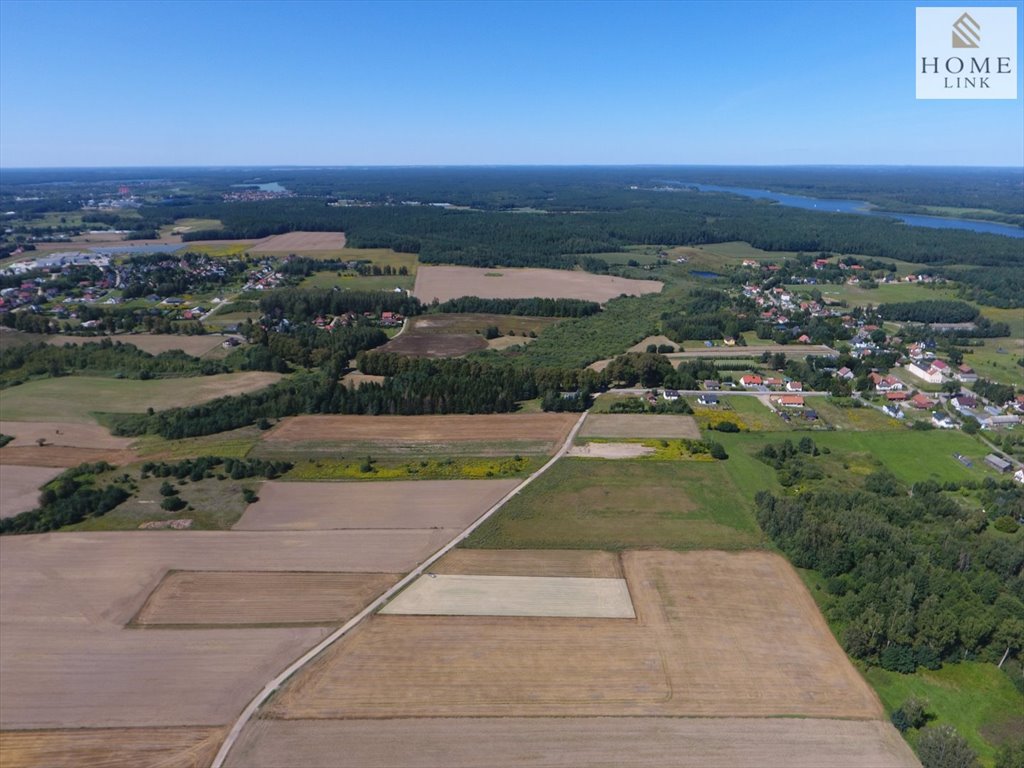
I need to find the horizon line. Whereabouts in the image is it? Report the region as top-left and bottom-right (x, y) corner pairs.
(3, 163), (1024, 172)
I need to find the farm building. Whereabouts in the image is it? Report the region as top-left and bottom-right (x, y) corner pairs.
(662, 389), (681, 401)
(697, 394), (719, 406)
(910, 393), (934, 410)
(775, 395), (805, 408)
(931, 413), (957, 429)
(985, 454), (1012, 473)
(739, 375), (763, 388)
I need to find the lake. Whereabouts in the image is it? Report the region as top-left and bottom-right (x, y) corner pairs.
(671, 182), (1023, 239)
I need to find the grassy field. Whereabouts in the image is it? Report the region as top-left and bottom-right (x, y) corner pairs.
(301, 271), (415, 291)
(178, 241), (254, 257)
(284, 454), (542, 481)
(134, 426), (262, 460)
(865, 662), (1023, 767)
(0, 372), (281, 422)
(161, 217), (222, 237)
(464, 457), (768, 551)
(789, 281), (962, 308)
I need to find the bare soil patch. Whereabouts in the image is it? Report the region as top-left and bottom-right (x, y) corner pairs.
(133, 571), (399, 627)
(340, 371), (386, 389)
(0, 465), (64, 518)
(0, 446), (134, 468)
(432, 549), (622, 578)
(413, 266), (663, 304)
(229, 718), (918, 768)
(0, 726), (224, 768)
(267, 550), (881, 720)
(580, 414), (701, 439)
(263, 414), (576, 455)
(234, 479), (519, 531)
(379, 332), (486, 358)
(567, 442), (655, 458)
(0, 529), (448, 729)
(380, 574), (635, 618)
(250, 232), (347, 252)
(0, 421), (133, 450)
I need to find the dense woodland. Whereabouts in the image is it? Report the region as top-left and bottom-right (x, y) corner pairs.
(755, 440), (1024, 674)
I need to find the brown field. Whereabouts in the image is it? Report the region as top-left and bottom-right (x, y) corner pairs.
(379, 314), (560, 358)
(234, 479), (519, 531)
(432, 548), (622, 578)
(228, 718), (919, 768)
(132, 571), (399, 627)
(267, 550), (882, 720)
(250, 231), (347, 252)
(44, 333), (235, 358)
(413, 266), (663, 304)
(579, 413), (701, 439)
(340, 371), (386, 389)
(0, 465), (64, 518)
(0, 421), (133, 450)
(0, 726), (224, 768)
(0, 446), (134, 468)
(0, 529), (449, 729)
(262, 413), (577, 456)
(378, 331), (486, 357)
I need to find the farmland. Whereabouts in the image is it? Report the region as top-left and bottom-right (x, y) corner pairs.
(259, 413), (577, 457)
(579, 413), (701, 439)
(226, 717), (918, 768)
(266, 550), (881, 719)
(378, 313), (561, 358)
(0, 465), (63, 518)
(0, 420), (134, 450)
(465, 458), (766, 551)
(132, 571), (399, 627)
(45, 333), (236, 358)
(249, 231), (347, 252)
(413, 265), (663, 303)
(0, 726), (225, 768)
(0, 529), (448, 730)
(0, 372), (282, 423)
(233, 478), (519, 530)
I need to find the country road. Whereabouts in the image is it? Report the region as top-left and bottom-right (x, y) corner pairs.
(210, 409), (591, 768)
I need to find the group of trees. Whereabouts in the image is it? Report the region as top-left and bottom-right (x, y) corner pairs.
(433, 296), (601, 317)
(0, 462), (129, 535)
(754, 463), (1024, 674)
(878, 300), (980, 325)
(140, 456), (293, 481)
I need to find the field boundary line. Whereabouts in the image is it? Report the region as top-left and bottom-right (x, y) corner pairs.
(209, 409), (590, 768)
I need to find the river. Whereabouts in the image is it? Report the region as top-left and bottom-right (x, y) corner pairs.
(669, 182), (1023, 239)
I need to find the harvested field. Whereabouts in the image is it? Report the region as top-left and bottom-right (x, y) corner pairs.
(432, 548), (622, 578)
(0, 529), (449, 729)
(667, 344), (836, 359)
(378, 314), (558, 358)
(380, 575), (635, 618)
(0, 445), (134, 468)
(45, 333), (235, 358)
(133, 571), (399, 627)
(579, 413), (700, 439)
(228, 718), (919, 768)
(250, 231), (347, 252)
(413, 266), (663, 304)
(234, 479), (519, 531)
(0, 421), (133, 450)
(266, 550), (882, 720)
(567, 442), (654, 458)
(0, 373), (282, 423)
(0, 465), (63, 518)
(261, 413), (576, 457)
(0, 726), (224, 768)
(378, 331), (486, 357)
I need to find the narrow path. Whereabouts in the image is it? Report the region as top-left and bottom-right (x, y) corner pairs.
(209, 409), (590, 768)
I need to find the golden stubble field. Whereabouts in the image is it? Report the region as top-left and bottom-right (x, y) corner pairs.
(265, 549), (883, 720)
(249, 231), (347, 252)
(413, 265), (663, 304)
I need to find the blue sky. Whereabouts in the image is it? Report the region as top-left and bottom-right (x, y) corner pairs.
(1, 0), (1022, 167)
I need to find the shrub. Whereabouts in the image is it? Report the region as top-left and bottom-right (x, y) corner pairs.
(158, 481), (178, 497)
(241, 488), (258, 504)
(994, 516), (1020, 534)
(160, 496), (186, 512)
(916, 725), (979, 768)
(714, 421), (740, 433)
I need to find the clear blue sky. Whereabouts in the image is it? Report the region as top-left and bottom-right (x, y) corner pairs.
(1, 0), (1022, 167)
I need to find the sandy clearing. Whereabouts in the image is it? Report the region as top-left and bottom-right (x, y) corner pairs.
(249, 232), (347, 252)
(228, 718), (919, 768)
(234, 479), (519, 531)
(413, 266), (663, 304)
(432, 549), (622, 578)
(264, 413), (577, 449)
(0, 726), (224, 768)
(381, 574), (635, 618)
(133, 571), (400, 627)
(0, 465), (64, 518)
(567, 442), (655, 458)
(340, 371), (386, 389)
(45, 334), (234, 358)
(0, 529), (449, 729)
(0, 421), (133, 450)
(579, 413), (701, 439)
(268, 549), (881, 720)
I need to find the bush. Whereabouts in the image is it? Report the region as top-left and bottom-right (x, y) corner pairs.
(916, 725), (979, 768)
(995, 739), (1024, 768)
(158, 481), (178, 497)
(890, 708), (910, 733)
(994, 516), (1020, 534)
(241, 488), (258, 504)
(708, 442), (728, 460)
(714, 421), (740, 433)
(160, 496), (186, 512)
(880, 644), (917, 673)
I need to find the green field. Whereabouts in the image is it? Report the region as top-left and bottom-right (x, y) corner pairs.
(788, 280), (962, 308)
(0, 372), (281, 423)
(161, 217), (223, 237)
(284, 454), (541, 481)
(134, 426), (262, 460)
(865, 662), (1023, 767)
(300, 271), (415, 291)
(464, 457), (769, 551)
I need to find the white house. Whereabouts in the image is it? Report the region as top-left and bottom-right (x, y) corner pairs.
(931, 412), (957, 429)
